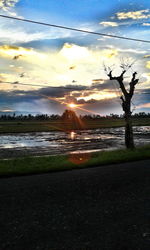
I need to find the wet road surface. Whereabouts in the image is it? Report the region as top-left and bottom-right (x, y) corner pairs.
(0, 160), (150, 250)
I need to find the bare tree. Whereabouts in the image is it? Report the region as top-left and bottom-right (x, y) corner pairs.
(106, 64), (139, 149)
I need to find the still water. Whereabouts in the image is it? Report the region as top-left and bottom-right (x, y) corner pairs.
(0, 126), (150, 158)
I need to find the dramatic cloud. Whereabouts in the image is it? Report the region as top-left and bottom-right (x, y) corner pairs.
(0, 41), (147, 108)
(0, 82), (149, 115)
(0, 1), (150, 115)
(116, 9), (150, 20)
(117, 48), (146, 55)
(0, 73), (6, 82)
(146, 61), (150, 69)
(0, 45), (35, 58)
(0, 87), (122, 115)
(0, 0), (19, 11)
(60, 43), (90, 61)
(0, 0), (20, 17)
(0, 79), (119, 104)
(31, 80), (120, 103)
(0, 107), (14, 112)
(0, 26), (71, 44)
(133, 88), (150, 112)
(99, 21), (119, 27)
(79, 97), (122, 115)
(144, 55), (150, 58)
(137, 103), (150, 108)
(142, 23), (150, 26)
(0, 43), (123, 93)
(76, 89), (117, 102)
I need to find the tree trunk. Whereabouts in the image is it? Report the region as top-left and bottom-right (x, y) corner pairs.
(125, 113), (134, 149)
(107, 69), (139, 149)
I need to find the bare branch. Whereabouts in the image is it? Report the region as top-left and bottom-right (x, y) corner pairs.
(121, 70), (126, 76)
(107, 70), (114, 80)
(107, 70), (128, 97)
(103, 62), (108, 73)
(131, 72), (137, 82)
(129, 72), (139, 97)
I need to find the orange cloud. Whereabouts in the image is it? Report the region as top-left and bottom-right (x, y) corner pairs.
(137, 103), (150, 108)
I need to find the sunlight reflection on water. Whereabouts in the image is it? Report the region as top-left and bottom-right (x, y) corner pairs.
(70, 131), (76, 140)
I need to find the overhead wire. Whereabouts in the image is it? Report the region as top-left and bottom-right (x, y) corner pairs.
(1, 80), (148, 94)
(0, 81), (83, 90)
(0, 14), (150, 43)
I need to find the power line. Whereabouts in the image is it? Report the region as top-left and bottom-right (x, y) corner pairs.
(0, 14), (150, 43)
(1, 81), (149, 94)
(0, 81), (85, 90)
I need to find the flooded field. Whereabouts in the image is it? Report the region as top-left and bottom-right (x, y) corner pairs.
(0, 126), (150, 159)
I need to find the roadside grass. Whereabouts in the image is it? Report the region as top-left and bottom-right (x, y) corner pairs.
(0, 145), (150, 177)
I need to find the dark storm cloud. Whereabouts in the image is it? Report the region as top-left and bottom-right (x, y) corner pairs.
(89, 78), (131, 92)
(78, 97), (122, 116)
(133, 88), (150, 106)
(0, 79), (121, 111)
(0, 84), (87, 106)
(34, 84), (87, 98)
(1, 81), (149, 115)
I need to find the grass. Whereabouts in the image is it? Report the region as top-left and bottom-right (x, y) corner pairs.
(0, 145), (150, 177)
(0, 118), (150, 133)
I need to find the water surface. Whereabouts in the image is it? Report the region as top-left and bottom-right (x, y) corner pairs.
(0, 126), (150, 158)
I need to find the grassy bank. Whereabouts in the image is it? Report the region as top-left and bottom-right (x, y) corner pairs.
(0, 145), (150, 177)
(0, 118), (150, 133)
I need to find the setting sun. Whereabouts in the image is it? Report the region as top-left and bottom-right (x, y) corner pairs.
(68, 103), (77, 108)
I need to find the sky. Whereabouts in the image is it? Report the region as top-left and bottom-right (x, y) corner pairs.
(0, 0), (150, 116)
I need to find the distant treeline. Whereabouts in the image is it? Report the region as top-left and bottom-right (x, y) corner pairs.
(0, 111), (150, 121)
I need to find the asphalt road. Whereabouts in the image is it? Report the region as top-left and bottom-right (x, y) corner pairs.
(0, 160), (150, 250)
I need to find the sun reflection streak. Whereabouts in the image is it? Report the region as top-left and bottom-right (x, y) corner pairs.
(75, 106), (101, 115)
(70, 131), (76, 140)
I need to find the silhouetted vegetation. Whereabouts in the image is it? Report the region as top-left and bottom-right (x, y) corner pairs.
(0, 113), (61, 121)
(0, 111), (150, 121)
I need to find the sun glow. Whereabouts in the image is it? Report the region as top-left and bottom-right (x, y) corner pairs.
(68, 103), (77, 108)
(60, 43), (90, 61)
